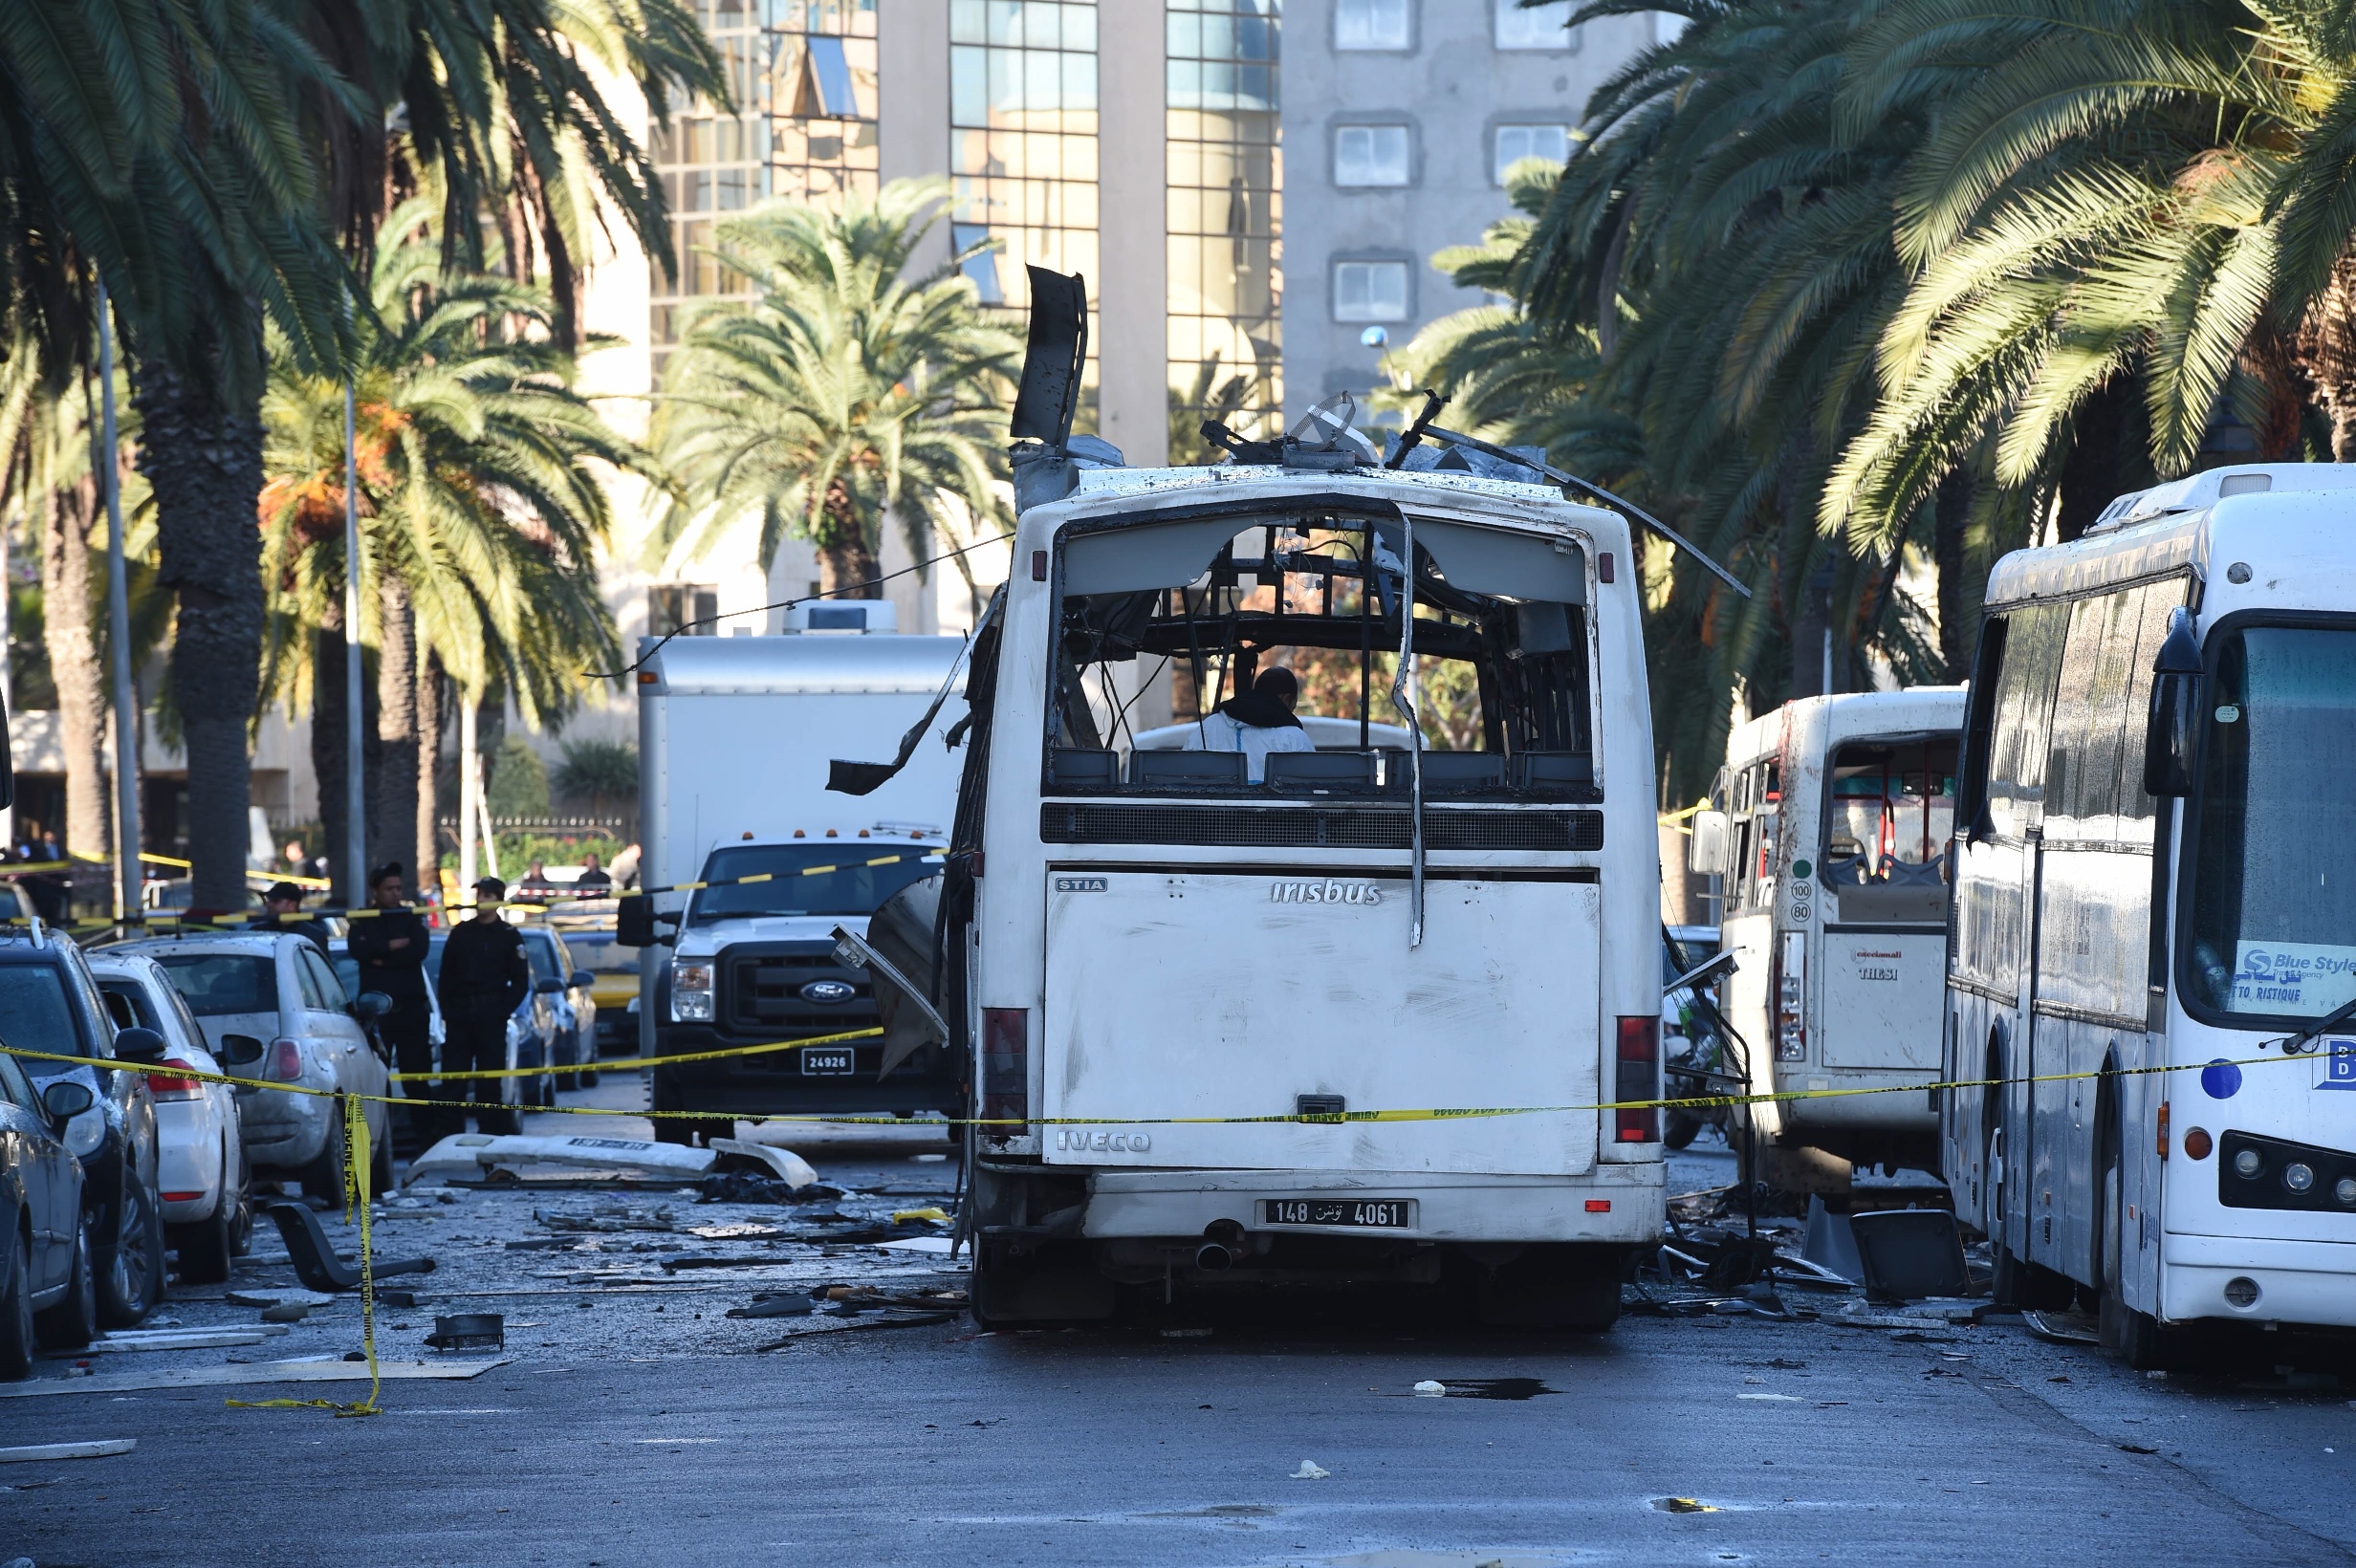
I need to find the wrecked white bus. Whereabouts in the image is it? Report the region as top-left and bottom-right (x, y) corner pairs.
(1694, 688), (1966, 1189)
(925, 417), (1679, 1327)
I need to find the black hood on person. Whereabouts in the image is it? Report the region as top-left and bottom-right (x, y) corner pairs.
(1215, 668), (1302, 731)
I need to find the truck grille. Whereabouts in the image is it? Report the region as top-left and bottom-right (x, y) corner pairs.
(720, 946), (877, 1034)
(1037, 803), (1603, 853)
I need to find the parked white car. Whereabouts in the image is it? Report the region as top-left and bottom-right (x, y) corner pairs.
(121, 934), (393, 1199)
(88, 952), (252, 1284)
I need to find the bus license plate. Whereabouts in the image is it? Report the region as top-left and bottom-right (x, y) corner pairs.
(800, 1048), (855, 1076)
(1261, 1199), (1411, 1229)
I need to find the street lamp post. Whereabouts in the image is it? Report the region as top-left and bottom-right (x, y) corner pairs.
(97, 284), (142, 921)
(343, 384), (365, 904)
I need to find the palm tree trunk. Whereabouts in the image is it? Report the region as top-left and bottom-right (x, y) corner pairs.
(313, 599), (354, 905)
(41, 470), (111, 860)
(2299, 250), (2356, 462)
(1931, 469), (1974, 684)
(134, 333), (264, 911)
(415, 650), (444, 897)
(372, 576), (418, 885)
(816, 481), (880, 597)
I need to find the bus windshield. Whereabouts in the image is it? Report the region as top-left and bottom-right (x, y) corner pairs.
(1822, 737), (1956, 924)
(2188, 625), (2356, 1018)
(687, 844), (944, 925)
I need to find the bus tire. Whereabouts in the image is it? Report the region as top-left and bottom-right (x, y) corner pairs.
(971, 1239), (1113, 1328)
(2098, 1122), (2184, 1371)
(1663, 1108), (1702, 1151)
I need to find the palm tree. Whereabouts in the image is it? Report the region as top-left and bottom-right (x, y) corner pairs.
(654, 179), (1022, 597)
(259, 203), (642, 884)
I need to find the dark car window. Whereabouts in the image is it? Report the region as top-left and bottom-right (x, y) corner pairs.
(522, 932), (560, 983)
(152, 953), (282, 1017)
(100, 985), (142, 1031)
(0, 1049), (34, 1109)
(302, 947), (351, 1010)
(0, 963), (93, 1078)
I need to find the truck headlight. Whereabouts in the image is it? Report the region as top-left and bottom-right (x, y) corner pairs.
(672, 962), (714, 1022)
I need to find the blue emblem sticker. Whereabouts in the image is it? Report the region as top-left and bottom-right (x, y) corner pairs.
(2322, 1039), (2356, 1092)
(2200, 1059), (2242, 1100)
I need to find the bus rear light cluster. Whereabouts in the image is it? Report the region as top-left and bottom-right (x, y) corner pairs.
(1615, 1015), (1658, 1143)
(1773, 931), (1806, 1062)
(980, 1008), (1030, 1137)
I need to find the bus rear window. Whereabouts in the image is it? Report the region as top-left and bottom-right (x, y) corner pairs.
(1822, 738), (1957, 925)
(1046, 510), (1595, 800)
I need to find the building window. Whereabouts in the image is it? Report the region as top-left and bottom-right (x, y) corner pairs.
(1333, 124), (1409, 186)
(1167, 0), (1283, 457)
(1494, 122), (1569, 182)
(1335, 0), (1408, 50)
(649, 0), (881, 378)
(950, 0), (1102, 363)
(1494, 0), (1575, 50)
(649, 584), (720, 638)
(1333, 260), (1408, 322)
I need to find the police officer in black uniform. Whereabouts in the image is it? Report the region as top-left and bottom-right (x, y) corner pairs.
(437, 877), (530, 1137)
(254, 882), (333, 955)
(346, 863), (434, 1143)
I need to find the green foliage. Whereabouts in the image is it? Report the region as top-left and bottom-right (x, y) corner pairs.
(257, 202), (639, 724)
(552, 736), (639, 802)
(653, 178), (1022, 595)
(486, 734), (550, 819)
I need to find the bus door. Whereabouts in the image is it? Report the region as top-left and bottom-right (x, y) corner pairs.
(1818, 734), (1957, 1071)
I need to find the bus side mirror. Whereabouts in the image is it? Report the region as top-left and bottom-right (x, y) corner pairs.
(2143, 608), (2202, 797)
(1689, 810), (1730, 876)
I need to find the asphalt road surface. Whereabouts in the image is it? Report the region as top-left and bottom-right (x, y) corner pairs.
(3, 1097), (2350, 1567)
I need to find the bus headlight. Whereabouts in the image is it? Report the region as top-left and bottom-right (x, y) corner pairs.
(2282, 1162), (2316, 1194)
(2336, 1176), (2356, 1207)
(2233, 1147), (2262, 1179)
(672, 962), (714, 1022)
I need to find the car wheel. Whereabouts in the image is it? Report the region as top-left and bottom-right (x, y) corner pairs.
(0, 1228), (35, 1380)
(229, 1167), (254, 1257)
(299, 1101), (348, 1202)
(172, 1190), (235, 1286)
(97, 1170), (165, 1327)
(33, 1211), (98, 1350)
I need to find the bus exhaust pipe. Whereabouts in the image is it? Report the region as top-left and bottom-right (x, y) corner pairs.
(1195, 1242), (1233, 1272)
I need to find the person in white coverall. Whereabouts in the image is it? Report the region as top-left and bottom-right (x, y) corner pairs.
(1184, 666), (1317, 782)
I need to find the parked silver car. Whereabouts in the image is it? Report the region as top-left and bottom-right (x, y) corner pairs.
(122, 934), (393, 1199)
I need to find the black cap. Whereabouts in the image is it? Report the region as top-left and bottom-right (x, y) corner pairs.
(371, 861), (404, 885)
(473, 877), (506, 899)
(265, 882), (304, 904)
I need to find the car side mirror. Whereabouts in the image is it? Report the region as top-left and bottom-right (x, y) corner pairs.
(40, 1079), (93, 1122)
(571, 971), (595, 990)
(353, 991), (392, 1021)
(2143, 607), (2203, 797)
(1688, 810), (1730, 876)
(112, 1026), (167, 1064)
(534, 976), (563, 995)
(218, 1034), (266, 1066)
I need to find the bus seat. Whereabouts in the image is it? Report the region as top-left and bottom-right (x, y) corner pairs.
(1267, 750), (1379, 795)
(1049, 748), (1119, 791)
(1410, 752), (1507, 795)
(1514, 751), (1593, 794)
(1131, 749), (1247, 788)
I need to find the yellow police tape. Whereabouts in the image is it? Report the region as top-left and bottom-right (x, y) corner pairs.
(386, 1025), (887, 1081)
(0, 1034), (2324, 1417)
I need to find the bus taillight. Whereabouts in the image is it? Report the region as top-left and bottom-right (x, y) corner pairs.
(981, 1008), (1029, 1136)
(1616, 1015), (1658, 1143)
(1774, 930), (1806, 1062)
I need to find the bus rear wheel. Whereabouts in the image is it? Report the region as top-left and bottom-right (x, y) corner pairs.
(2098, 1127), (2184, 1371)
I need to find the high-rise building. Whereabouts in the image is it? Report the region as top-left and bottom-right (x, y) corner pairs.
(1280, 0), (1667, 420)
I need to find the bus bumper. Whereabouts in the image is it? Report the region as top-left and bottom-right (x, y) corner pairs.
(2163, 1232), (2356, 1329)
(1078, 1162), (1665, 1245)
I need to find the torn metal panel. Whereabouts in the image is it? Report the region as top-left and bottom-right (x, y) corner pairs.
(402, 1133), (816, 1190)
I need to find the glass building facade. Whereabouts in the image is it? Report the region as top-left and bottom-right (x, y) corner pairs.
(1166, 0), (1281, 455)
(648, 0), (881, 373)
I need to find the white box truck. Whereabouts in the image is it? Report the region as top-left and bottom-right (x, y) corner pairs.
(623, 627), (969, 1143)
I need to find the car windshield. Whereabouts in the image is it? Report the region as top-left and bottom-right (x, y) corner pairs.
(0, 963), (88, 1077)
(688, 844), (943, 924)
(152, 952), (281, 1017)
(2188, 625), (2356, 1018)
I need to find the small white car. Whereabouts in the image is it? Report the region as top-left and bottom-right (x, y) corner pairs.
(120, 934), (393, 1199)
(88, 952), (252, 1284)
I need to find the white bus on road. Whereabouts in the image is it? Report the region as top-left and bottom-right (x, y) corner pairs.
(1946, 463), (2356, 1364)
(1696, 688), (1966, 1189)
(947, 456), (1667, 1330)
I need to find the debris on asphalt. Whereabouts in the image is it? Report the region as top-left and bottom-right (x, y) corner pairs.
(891, 1207), (952, 1226)
(268, 1202), (437, 1292)
(725, 1294), (817, 1319)
(68, 1328), (280, 1354)
(536, 1205), (678, 1232)
(0, 1439), (138, 1463)
(258, 1303), (312, 1324)
(1848, 1209), (1972, 1302)
(404, 1133), (817, 1189)
(2024, 1310), (2103, 1346)
(1413, 1380), (1446, 1396)
(1290, 1460), (1330, 1479)
(423, 1314), (507, 1351)
(1653, 1497), (1719, 1513)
